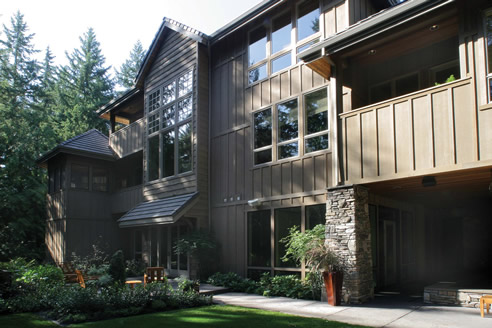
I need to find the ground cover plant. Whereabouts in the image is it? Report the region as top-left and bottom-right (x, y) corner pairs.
(0, 305), (371, 328)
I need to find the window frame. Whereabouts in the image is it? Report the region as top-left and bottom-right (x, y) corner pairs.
(252, 86), (330, 167)
(247, 0), (321, 85)
(146, 69), (194, 182)
(484, 9), (492, 103)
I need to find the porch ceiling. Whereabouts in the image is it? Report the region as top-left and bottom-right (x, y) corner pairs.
(364, 167), (492, 207)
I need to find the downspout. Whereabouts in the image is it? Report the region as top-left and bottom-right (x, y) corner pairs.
(207, 40), (212, 232)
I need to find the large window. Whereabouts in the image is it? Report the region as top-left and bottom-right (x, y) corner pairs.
(147, 70), (193, 181)
(253, 87), (329, 165)
(486, 11), (492, 102)
(247, 204), (326, 277)
(70, 164), (89, 189)
(248, 0), (320, 84)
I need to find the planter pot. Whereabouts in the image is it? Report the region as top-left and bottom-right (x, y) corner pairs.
(323, 271), (343, 306)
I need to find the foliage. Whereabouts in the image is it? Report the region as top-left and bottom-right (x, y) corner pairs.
(115, 40), (145, 91)
(175, 276), (200, 293)
(125, 259), (146, 277)
(70, 240), (111, 271)
(207, 272), (257, 294)
(174, 229), (218, 280)
(108, 250), (126, 284)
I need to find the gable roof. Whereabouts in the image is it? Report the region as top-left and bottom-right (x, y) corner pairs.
(117, 192), (199, 228)
(135, 18), (208, 88)
(37, 129), (116, 166)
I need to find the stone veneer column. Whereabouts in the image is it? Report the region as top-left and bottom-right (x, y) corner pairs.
(326, 185), (373, 303)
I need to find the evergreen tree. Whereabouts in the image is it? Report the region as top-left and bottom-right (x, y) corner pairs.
(0, 12), (47, 261)
(55, 28), (114, 140)
(115, 40), (145, 91)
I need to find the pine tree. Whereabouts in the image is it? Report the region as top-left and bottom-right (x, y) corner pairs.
(0, 11), (46, 261)
(115, 40), (145, 91)
(55, 28), (114, 140)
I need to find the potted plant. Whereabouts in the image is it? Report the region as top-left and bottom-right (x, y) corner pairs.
(282, 224), (345, 306)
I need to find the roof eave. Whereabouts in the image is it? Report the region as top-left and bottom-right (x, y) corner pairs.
(37, 146), (117, 166)
(97, 87), (141, 118)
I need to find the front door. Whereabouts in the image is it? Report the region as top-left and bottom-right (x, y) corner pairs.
(383, 220), (397, 287)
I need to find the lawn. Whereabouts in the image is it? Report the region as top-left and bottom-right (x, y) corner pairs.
(1, 305), (369, 328)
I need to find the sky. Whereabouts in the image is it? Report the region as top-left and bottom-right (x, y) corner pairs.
(0, 0), (263, 75)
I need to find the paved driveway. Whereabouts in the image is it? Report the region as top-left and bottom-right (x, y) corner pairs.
(213, 292), (491, 327)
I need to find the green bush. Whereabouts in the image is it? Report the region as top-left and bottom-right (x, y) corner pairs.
(125, 259), (146, 277)
(108, 250), (126, 284)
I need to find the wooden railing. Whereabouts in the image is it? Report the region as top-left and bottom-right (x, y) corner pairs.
(110, 118), (144, 158)
(340, 77), (479, 184)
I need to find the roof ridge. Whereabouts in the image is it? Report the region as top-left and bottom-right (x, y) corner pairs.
(163, 17), (208, 39)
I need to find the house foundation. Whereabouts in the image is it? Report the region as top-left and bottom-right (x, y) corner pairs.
(326, 185), (373, 303)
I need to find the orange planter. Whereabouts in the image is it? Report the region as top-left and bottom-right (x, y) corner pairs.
(323, 271), (343, 306)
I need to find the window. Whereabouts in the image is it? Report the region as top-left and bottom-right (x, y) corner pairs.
(70, 164), (89, 189)
(370, 73), (419, 103)
(48, 165), (65, 194)
(247, 0), (320, 84)
(92, 167), (108, 192)
(253, 87), (328, 165)
(486, 11), (492, 102)
(146, 69), (194, 182)
(247, 204), (326, 277)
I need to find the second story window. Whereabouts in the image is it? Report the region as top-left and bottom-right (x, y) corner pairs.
(147, 69), (194, 182)
(248, 0), (321, 85)
(486, 10), (492, 102)
(253, 87), (329, 165)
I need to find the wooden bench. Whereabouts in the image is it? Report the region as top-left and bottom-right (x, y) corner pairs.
(480, 295), (492, 318)
(144, 267), (166, 287)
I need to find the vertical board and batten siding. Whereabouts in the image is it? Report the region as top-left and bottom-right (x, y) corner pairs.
(47, 191), (66, 220)
(341, 78), (483, 184)
(109, 118), (144, 158)
(111, 186), (144, 214)
(142, 29), (199, 201)
(45, 219), (66, 263)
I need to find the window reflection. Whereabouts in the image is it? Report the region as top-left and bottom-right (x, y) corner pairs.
(277, 99), (298, 142)
(305, 89), (328, 134)
(178, 123), (192, 173)
(254, 108), (272, 149)
(297, 1), (320, 41)
(249, 64), (267, 84)
(249, 27), (267, 66)
(272, 14), (291, 54)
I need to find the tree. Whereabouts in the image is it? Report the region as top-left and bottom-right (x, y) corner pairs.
(0, 12), (47, 261)
(55, 28), (114, 140)
(115, 40), (145, 91)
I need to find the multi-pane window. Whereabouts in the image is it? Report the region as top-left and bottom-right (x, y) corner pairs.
(247, 204), (326, 277)
(92, 167), (108, 192)
(248, 0), (321, 84)
(486, 11), (492, 102)
(146, 69), (194, 182)
(70, 164), (89, 189)
(253, 87), (328, 165)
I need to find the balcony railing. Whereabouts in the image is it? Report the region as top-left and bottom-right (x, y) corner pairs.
(340, 77), (478, 184)
(110, 118), (144, 158)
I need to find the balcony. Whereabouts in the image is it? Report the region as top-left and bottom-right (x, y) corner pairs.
(340, 77), (483, 184)
(110, 118), (144, 158)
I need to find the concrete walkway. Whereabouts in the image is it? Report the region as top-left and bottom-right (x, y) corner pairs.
(213, 292), (491, 327)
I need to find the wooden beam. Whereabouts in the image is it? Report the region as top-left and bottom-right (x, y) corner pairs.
(306, 56), (332, 80)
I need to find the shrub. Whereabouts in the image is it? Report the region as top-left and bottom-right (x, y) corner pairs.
(108, 250), (126, 284)
(175, 277), (199, 293)
(125, 259), (146, 277)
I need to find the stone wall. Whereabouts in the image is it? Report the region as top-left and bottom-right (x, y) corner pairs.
(326, 184), (373, 303)
(424, 283), (492, 308)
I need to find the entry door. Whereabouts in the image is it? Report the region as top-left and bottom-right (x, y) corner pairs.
(383, 220), (397, 286)
(167, 224), (189, 277)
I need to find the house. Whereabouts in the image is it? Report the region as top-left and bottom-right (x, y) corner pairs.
(38, 0), (492, 304)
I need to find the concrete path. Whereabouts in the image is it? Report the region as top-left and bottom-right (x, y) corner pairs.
(213, 292), (491, 327)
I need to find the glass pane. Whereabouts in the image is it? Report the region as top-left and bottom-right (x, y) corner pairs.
(148, 112), (160, 134)
(162, 105), (175, 128)
(297, 1), (320, 41)
(248, 210), (271, 267)
(395, 74), (419, 97)
(178, 123), (192, 173)
(277, 99), (298, 142)
(306, 204), (326, 230)
(171, 227), (178, 269)
(92, 167), (108, 192)
(178, 96), (192, 121)
(249, 64), (267, 84)
(148, 135), (159, 181)
(434, 64), (459, 85)
(162, 81), (176, 105)
(162, 130), (175, 178)
(249, 26), (267, 66)
(371, 82), (391, 103)
(254, 108), (272, 149)
(305, 134), (329, 153)
(254, 149), (272, 165)
(278, 141), (298, 159)
(160, 227), (168, 268)
(305, 88), (327, 135)
(178, 70), (193, 97)
(148, 89), (160, 112)
(135, 231), (142, 253)
(274, 207), (301, 267)
(179, 225), (189, 270)
(272, 53), (291, 74)
(487, 14), (492, 74)
(272, 14), (291, 54)
(70, 164), (89, 189)
(297, 38), (319, 62)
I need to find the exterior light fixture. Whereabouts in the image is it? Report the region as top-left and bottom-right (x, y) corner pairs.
(368, 49), (377, 55)
(422, 176), (436, 187)
(429, 24), (439, 31)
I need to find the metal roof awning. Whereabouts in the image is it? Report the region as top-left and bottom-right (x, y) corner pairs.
(117, 192), (199, 228)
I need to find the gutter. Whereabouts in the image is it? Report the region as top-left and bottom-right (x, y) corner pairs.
(298, 0), (454, 63)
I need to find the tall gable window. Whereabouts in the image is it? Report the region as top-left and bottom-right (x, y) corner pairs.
(147, 69), (194, 182)
(248, 0), (321, 84)
(253, 87), (328, 165)
(486, 10), (492, 102)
